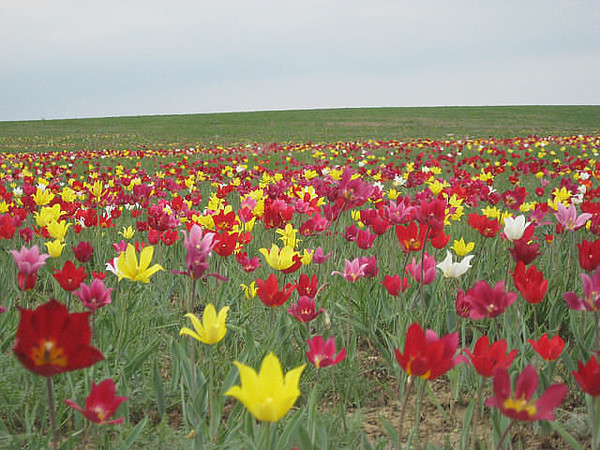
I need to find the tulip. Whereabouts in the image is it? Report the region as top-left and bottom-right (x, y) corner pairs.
(225, 352), (305, 422)
(503, 215), (530, 241)
(436, 251), (474, 278)
(65, 379), (127, 425)
(305, 336), (346, 368)
(486, 365), (567, 422)
(180, 303), (229, 345)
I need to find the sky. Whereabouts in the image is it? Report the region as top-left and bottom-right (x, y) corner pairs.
(1, 1), (599, 122)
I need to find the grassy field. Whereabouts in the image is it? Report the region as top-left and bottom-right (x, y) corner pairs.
(0, 105), (599, 152)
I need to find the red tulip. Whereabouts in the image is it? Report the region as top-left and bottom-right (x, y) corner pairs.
(255, 273), (296, 307)
(578, 239), (600, 272)
(512, 261), (548, 304)
(527, 334), (565, 361)
(486, 365), (567, 422)
(306, 336), (346, 369)
(395, 322), (460, 380)
(13, 299), (104, 377)
(463, 335), (517, 378)
(65, 379), (128, 424)
(53, 260), (88, 292)
(572, 356), (600, 397)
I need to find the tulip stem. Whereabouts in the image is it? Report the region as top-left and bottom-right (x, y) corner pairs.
(419, 227), (430, 319)
(592, 396), (599, 450)
(397, 376), (413, 448)
(46, 377), (58, 450)
(594, 312), (599, 352)
(495, 418), (515, 450)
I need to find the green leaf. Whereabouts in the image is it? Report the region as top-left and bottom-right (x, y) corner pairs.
(549, 421), (584, 450)
(123, 338), (160, 378)
(117, 416), (148, 450)
(460, 398), (476, 449)
(152, 361), (166, 419)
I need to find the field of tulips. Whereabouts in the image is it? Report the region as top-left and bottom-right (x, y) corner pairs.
(1, 133), (600, 448)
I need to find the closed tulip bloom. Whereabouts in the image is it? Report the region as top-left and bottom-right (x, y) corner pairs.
(180, 303), (229, 345)
(572, 356), (600, 397)
(512, 261), (548, 304)
(72, 241), (94, 263)
(395, 322), (460, 380)
(405, 253), (437, 285)
(503, 215), (530, 241)
(74, 278), (113, 312)
(225, 352), (305, 422)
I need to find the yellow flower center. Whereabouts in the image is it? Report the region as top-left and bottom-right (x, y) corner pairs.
(31, 339), (67, 367)
(503, 396), (537, 417)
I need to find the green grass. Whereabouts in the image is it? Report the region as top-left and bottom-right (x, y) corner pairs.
(0, 106), (599, 152)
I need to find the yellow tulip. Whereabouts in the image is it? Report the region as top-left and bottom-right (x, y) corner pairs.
(451, 238), (475, 257)
(116, 244), (164, 283)
(46, 239), (66, 258)
(33, 188), (54, 206)
(47, 220), (71, 242)
(35, 204), (65, 228)
(119, 226), (135, 240)
(179, 304), (229, 345)
(240, 281), (257, 300)
(225, 352), (305, 422)
(259, 244), (297, 271)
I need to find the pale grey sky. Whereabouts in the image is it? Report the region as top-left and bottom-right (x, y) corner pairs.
(1, 0), (599, 121)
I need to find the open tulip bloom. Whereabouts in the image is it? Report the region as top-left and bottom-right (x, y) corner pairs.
(13, 299), (104, 377)
(180, 303), (229, 345)
(225, 352), (305, 422)
(436, 250), (474, 279)
(116, 244), (164, 283)
(305, 336), (346, 368)
(486, 365), (567, 422)
(65, 379), (127, 425)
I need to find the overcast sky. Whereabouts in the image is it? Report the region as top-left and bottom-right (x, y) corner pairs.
(1, 1), (599, 121)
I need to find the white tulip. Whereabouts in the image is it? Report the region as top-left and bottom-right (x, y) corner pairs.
(436, 251), (474, 278)
(503, 215), (530, 241)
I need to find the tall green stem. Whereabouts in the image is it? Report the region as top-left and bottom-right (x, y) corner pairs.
(397, 376), (414, 448)
(46, 377), (58, 450)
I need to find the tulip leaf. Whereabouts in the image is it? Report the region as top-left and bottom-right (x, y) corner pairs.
(117, 416), (148, 450)
(549, 421), (583, 450)
(123, 338), (160, 378)
(460, 398), (476, 449)
(152, 361), (166, 419)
